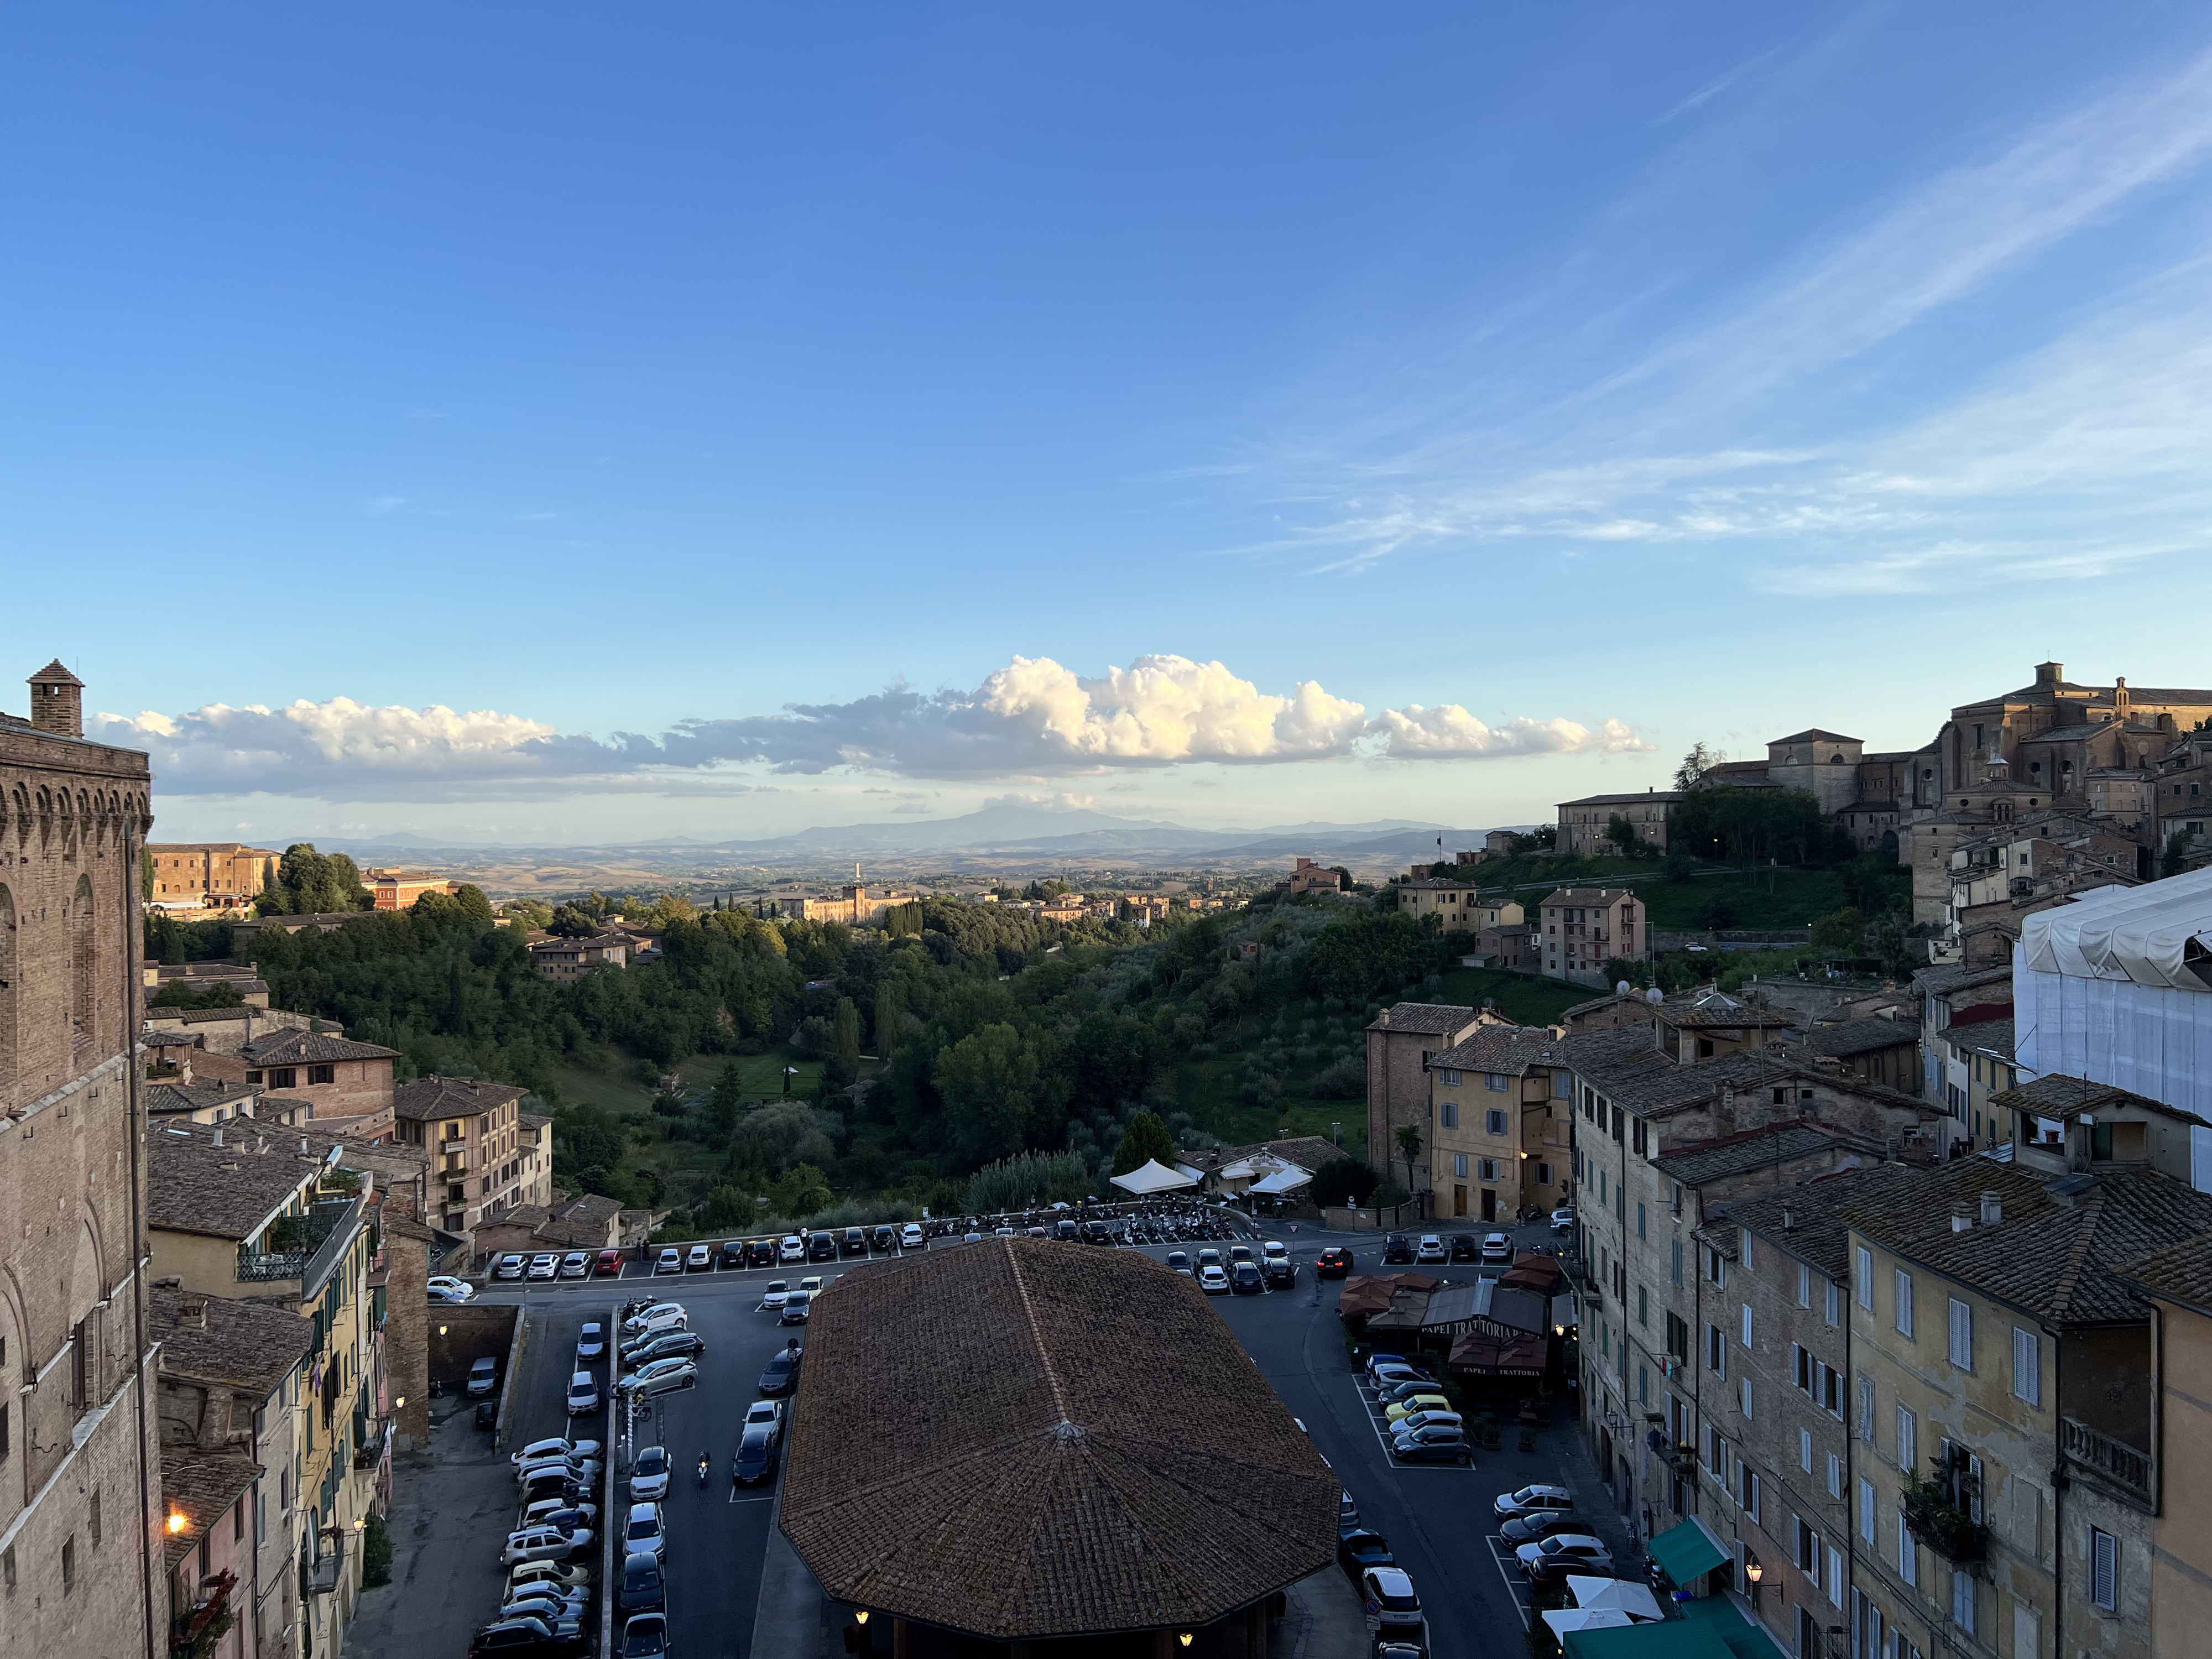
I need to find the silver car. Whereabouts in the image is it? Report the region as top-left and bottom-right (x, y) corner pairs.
(623, 1503), (667, 1561)
(565, 1371), (600, 1416)
(615, 1358), (698, 1399)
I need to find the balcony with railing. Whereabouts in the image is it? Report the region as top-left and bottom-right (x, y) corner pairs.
(234, 1196), (362, 1297)
(2063, 1415), (2153, 1507)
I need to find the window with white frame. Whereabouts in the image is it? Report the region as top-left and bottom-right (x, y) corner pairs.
(1948, 1298), (1974, 1371)
(1896, 1407), (1917, 1474)
(2090, 1527), (2117, 1611)
(1859, 1478), (1876, 1543)
(1707, 1324), (1725, 1376)
(2013, 1327), (2042, 1407)
(1741, 1227), (1755, 1267)
(1797, 1262), (1812, 1306)
(1827, 1545), (1844, 1607)
(1898, 1513), (1918, 1585)
(1858, 1376), (1876, 1444)
(1828, 1452), (1843, 1499)
(1951, 1568), (1976, 1634)
(1895, 1269), (1915, 1338)
(1800, 1427), (1813, 1473)
(1741, 1377), (1753, 1419)
(1825, 1277), (1841, 1327)
(1742, 1304), (1753, 1347)
(1486, 1073), (1509, 1092)
(1858, 1246), (1874, 1309)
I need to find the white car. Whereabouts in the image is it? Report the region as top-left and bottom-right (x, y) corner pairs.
(1198, 1265), (1230, 1295)
(513, 1436), (603, 1468)
(1516, 1533), (1614, 1577)
(565, 1371), (600, 1416)
(759, 1280), (790, 1311)
(779, 1234), (806, 1264)
(1414, 1234), (1448, 1264)
(515, 1456), (602, 1490)
(629, 1445), (671, 1502)
(1551, 1207), (1575, 1233)
(426, 1275), (474, 1302)
(508, 1560), (592, 1597)
(622, 1305), (685, 1337)
(527, 1253), (560, 1281)
(519, 1498), (598, 1532)
(1494, 1484), (1575, 1522)
(559, 1251), (591, 1279)
(900, 1223), (925, 1251)
(1481, 1232), (1512, 1266)
(654, 1248), (683, 1276)
(616, 1358), (699, 1399)
(428, 1285), (468, 1305)
(624, 1503), (667, 1561)
(503, 1525), (592, 1566)
(686, 1244), (712, 1272)
(744, 1399), (784, 1436)
(492, 1254), (526, 1281)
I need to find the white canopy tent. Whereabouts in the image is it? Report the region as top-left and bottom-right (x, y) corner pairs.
(1109, 1159), (1200, 1195)
(1541, 1609), (1634, 1639)
(1248, 1166), (1312, 1196)
(1565, 1575), (1666, 1622)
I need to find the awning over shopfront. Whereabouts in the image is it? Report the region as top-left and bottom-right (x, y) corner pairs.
(1444, 1330), (1547, 1376)
(1108, 1159), (1200, 1194)
(1545, 1609), (1634, 1639)
(1567, 1576), (1666, 1621)
(1647, 1515), (1733, 1587)
(1248, 1166), (1312, 1196)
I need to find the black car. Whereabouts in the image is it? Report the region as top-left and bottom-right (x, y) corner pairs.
(1498, 1512), (1585, 1548)
(719, 1241), (745, 1270)
(617, 1552), (665, 1616)
(759, 1347), (803, 1396)
(841, 1228), (869, 1258)
(1338, 1490), (1360, 1530)
(1520, 1548), (1602, 1588)
(1081, 1219), (1112, 1245)
(1230, 1262), (1265, 1296)
(468, 1616), (586, 1658)
(519, 1474), (585, 1510)
(1391, 1431), (1472, 1466)
(476, 1401), (499, 1432)
(1338, 1530), (1395, 1577)
(808, 1232), (838, 1262)
(1381, 1234), (1414, 1265)
(733, 1425), (780, 1486)
(620, 1331), (706, 1369)
(872, 1225), (898, 1254)
(1316, 1246), (1352, 1279)
(1055, 1218), (1079, 1240)
(1448, 1233), (1480, 1261)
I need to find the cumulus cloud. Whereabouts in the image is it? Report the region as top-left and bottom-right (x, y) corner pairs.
(97, 653), (1642, 797)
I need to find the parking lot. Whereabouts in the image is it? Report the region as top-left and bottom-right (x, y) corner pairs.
(427, 1210), (1617, 1659)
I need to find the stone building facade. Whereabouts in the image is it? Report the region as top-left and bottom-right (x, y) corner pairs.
(0, 660), (164, 1659)
(144, 843), (280, 912)
(391, 1077), (532, 1233)
(1364, 1004), (1484, 1202)
(1423, 1026), (1573, 1224)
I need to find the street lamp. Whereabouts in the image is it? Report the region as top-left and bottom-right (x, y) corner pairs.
(1745, 1557), (1765, 1605)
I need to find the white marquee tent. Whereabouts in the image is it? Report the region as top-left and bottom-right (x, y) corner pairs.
(1109, 1159), (1200, 1195)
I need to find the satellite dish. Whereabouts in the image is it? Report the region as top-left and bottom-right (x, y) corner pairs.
(1615, 981), (1632, 996)
(1645, 984), (1666, 1005)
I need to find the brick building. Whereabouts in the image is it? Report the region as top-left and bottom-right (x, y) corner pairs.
(238, 1029), (399, 1138)
(1364, 1004), (1485, 1200)
(0, 659), (165, 1659)
(1423, 1025), (1574, 1224)
(145, 842), (280, 912)
(526, 933), (629, 981)
(392, 1077), (533, 1233)
(357, 869), (458, 911)
(1538, 886), (1647, 983)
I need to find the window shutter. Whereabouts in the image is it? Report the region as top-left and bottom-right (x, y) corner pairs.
(1859, 1478), (1875, 1543)
(1895, 1269), (1914, 1337)
(2013, 1327), (2042, 1406)
(1948, 1298), (1973, 1370)
(1743, 1304), (1754, 1348)
(1857, 1246), (1874, 1308)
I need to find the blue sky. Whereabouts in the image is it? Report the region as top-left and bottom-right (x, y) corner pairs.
(8, 4), (2212, 844)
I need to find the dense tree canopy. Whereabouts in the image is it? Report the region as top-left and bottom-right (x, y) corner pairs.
(256, 844), (374, 917)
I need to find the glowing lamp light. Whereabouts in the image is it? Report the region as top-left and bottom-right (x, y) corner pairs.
(166, 1512), (189, 1536)
(1746, 1561), (1765, 1584)
(1179, 1635), (1194, 1648)
(393, 1396), (406, 1409)
(437, 1324), (448, 1338)
(854, 1611), (869, 1626)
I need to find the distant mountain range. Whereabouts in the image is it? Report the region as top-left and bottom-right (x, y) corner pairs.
(299, 804), (1531, 874)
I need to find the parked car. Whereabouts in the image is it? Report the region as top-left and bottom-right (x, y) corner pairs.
(622, 1613), (671, 1659)
(798, 1275), (823, 1295)
(559, 1252), (591, 1280)
(467, 1357), (500, 1398)
(1481, 1232), (1512, 1266)
(623, 1503), (667, 1561)
(622, 1305), (687, 1339)
(1338, 1530), (1395, 1577)
(778, 1234), (806, 1263)
(1370, 1364), (1432, 1395)
(1055, 1218), (1079, 1241)
(758, 1347), (802, 1396)
(629, 1446), (670, 1503)
(1551, 1206), (1575, 1233)
(1499, 1511), (1586, 1548)
(615, 1359), (698, 1399)
(1447, 1234), (1479, 1262)
(429, 1285), (469, 1305)
(1228, 1243), (1253, 1265)
(871, 1225), (898, 1254)
(1228, 1261), (1264, 1295)
(1381, 1393), (1453, 1424)
(513, 1437), (603, 1468)
(565, 1371), (599, 1416)
(468, 1615), (585, 1657)
(508, 1560), (593, 1598)
(1414, 1234), (1447, 1264)
(1166, 1251), (1193, 1277)
(519, 1501), (599, 1534)
(493, 1254), (527, 1281)
(527, 1254), (560, 1281)
(502, 1525), (593, 1567)
(622, 1331), (706, 1370)
(515, 1457), (602, 1491)
(1338, 1490), (1359, 1530)
(900, 1223), (925, 1252)
(1381, 1234), (1413, 1265)
(743, 1398), (785, 1443)
(1391, 1408), (1463, 1438)
(1378, 1378), (1446, 1405)
(596, 1249), (625, 1277)
(575, 1323), (606, 1362)
(747, 1238), (779, 1267)
(502, 1587), (590, 1624)
(1198, 1264), (1230, 1295)
(427, 1275), (475, 1301)
(617, 1551), (666, 1616)
(518, 1474), (585, 1511)
(1361, 1567), (1423, 1637)
(1363, 1353), (1429, 1385)
(807, 1232), (837, 1262)
(733, 1424), (780, 1486)
(1515, 1534), (1614, 1583)
(1316, 1246), (1352, 1279)
(719, 1240), (746, 1270)
(759, 1280), (789, 1310)
(654, 1248), (682, 1276)
(841, 1228), (869, 1258)
(1390, 1428), (1471, 1466)
(779, 1291), (811, 1326)
(476, 1400), (498, 1431)
(685, 1244), (712, 1272)
(1493, 1484), (1575, 1523)
(1261, 1241), (1295, 1286)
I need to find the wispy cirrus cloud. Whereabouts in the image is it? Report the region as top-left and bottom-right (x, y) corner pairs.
(95, 654), (1650, 799)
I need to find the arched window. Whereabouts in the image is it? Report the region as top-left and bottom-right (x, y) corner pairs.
(71, 874), (94, 1060)
(0, 884), (14, 1088)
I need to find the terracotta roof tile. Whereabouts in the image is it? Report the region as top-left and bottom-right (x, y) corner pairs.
(1430, 1026), (1567, 1075)
(1804, 1018), (1921, 1058)
(152, 1286), (313, 1395)
(393, 1075), (529, 1123)
(242, 1029), (399, 1065)
(1365, 1003), (1479, 1036)
(160, 1451), (262, 1572)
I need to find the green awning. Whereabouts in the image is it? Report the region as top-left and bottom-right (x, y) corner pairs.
(1561, 1622), (1733, 1659)
(1648, 1517), (1731, 1586)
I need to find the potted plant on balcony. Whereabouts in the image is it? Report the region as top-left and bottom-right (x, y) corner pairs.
(1901, 1451), (1987, 1563)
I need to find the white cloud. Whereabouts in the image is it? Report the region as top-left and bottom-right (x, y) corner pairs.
(99, 654), (1643, 798)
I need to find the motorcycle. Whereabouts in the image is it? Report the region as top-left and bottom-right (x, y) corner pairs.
(697, 1453), (711, 1490)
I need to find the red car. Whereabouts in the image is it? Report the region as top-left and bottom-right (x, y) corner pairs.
(594, 1249), (625, 1277)
(1316, 1246), (1352, 1279)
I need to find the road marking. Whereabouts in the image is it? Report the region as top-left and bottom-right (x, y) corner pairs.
(726, 1493), (776, 1505)
(1485, 1536), (1533, 1630)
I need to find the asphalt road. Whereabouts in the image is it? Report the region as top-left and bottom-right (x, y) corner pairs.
(472, 1215), (1594, 1659)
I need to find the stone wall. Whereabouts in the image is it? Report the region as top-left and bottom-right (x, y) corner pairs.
(427, 1304), (518, 1394)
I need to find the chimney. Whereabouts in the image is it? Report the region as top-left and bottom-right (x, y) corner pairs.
(1951, 1203), (1974, 1233)
(1980, 1190), (2002, 1226)
(211, 1125), (223, 1147)
(180, 1293), (208, 1327)
(197, 1386), (232, 1451)
(179, 1053), (194, 1086)
(27, 659), (84, 739)
(1782, 1207), (1796, 1232)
